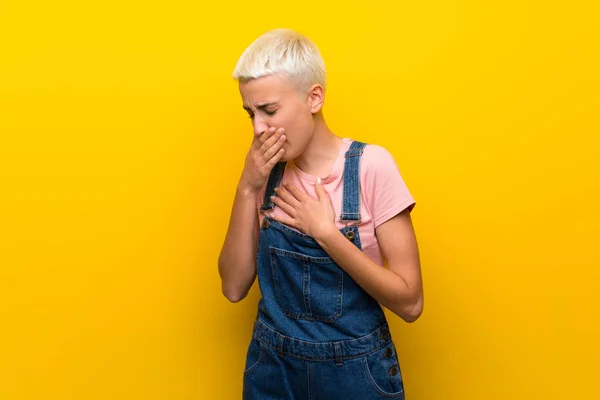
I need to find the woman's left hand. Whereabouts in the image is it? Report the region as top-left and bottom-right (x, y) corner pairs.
(270, 178), (336, 240)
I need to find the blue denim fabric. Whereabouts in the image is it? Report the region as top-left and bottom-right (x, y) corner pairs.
(244, 141), (405, 399)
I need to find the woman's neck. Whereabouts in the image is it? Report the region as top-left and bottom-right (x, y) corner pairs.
(292, 118), (343, 178)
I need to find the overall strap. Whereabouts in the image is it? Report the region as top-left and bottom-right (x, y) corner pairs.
(259, 161), (287, 212)
(340, 141), (368, 222)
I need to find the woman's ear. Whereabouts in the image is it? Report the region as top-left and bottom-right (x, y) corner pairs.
(307, 84), (325, 114)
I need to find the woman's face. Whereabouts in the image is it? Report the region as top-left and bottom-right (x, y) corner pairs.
(239, 74), (319, 161)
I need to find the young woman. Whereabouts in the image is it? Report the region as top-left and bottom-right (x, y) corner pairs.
(218, 28), (424, 399)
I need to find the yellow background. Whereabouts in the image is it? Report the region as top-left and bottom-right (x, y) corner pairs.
(1, 1), (599, 399)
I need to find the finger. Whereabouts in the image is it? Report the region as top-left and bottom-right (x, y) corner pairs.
(271, 195), (296, 217)
(263, 133), (286, 161)
(263, 147), (285, 171)
(254, 127), (277, 149)
(283, 183), (308, 202)
(269, 213), (296, 229)
(260, 127), (285, 154)
(314, 177), (327, 201)
(274, 186), (302, 208)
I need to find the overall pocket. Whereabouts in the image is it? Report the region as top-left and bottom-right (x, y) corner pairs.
(269, 247), (343, 322)
(361, 343), (405, 398)
(243, 338), (263, 376)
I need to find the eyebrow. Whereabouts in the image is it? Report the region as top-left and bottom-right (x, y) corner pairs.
(243, 102), (279, 111)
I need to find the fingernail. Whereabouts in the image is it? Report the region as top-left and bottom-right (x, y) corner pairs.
(317, 177), (322, 184)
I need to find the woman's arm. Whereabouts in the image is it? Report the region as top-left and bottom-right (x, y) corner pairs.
(218, 127), (286, 302)
(316, 208), (423, 322)
(218, 183), (261, 303)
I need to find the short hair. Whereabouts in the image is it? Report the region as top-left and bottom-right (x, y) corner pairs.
(232, 28), (327, 92)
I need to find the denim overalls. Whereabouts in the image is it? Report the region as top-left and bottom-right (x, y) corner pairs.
(243, 141), (405, 399)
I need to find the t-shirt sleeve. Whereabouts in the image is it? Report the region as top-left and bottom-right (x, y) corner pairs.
(362, 145), (416, 228)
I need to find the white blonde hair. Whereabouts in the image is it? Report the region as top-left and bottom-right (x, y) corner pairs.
(232, 28), (326, 92)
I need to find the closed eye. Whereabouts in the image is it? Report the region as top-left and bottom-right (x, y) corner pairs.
(243, 102), (279, 119)
(247, 110), (277, 119)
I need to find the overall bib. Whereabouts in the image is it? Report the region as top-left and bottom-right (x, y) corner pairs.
(243, 141), (405, 399)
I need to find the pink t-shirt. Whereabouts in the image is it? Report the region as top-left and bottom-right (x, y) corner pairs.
(256, 138), (416, 266)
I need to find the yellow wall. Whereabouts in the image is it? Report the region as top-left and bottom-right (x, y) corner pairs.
(1, 1), (599, 399)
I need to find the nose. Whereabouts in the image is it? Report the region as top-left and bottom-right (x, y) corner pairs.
(253, 116), (268, 137)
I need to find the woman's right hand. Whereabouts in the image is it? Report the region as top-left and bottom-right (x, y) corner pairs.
(240, 127), (286, 193)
